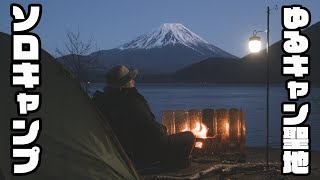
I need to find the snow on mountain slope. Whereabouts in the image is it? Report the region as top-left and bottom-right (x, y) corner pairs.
(119, 23), (236, 58)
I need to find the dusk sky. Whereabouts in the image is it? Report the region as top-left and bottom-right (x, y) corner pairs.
(1, 0), (320, 58)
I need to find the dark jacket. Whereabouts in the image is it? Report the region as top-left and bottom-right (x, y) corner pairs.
(92, 87), (165, 163)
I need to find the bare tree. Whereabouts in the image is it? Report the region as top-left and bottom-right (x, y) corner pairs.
(56, 30), (100, 83)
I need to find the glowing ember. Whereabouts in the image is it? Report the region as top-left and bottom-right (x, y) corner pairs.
(195, 142), (203, 148)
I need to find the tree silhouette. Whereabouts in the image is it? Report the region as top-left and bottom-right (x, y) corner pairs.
(56, 30), (100, 82)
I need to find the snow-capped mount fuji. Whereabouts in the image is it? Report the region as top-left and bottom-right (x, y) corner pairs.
(89, 23), (238, 74)
(119, 23), (235, 58)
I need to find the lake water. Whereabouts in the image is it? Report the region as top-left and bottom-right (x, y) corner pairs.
(88, 83), (320, 151)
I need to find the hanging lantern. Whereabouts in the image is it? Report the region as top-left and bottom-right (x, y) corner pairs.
(249, 34), (262, 53)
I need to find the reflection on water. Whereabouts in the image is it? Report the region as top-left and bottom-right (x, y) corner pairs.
(89, 83), (320, 150)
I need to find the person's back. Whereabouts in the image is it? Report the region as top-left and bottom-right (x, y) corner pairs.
(93, 65), (196, 170)
(93, 87), (165, 164)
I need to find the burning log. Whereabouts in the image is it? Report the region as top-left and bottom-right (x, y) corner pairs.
(161, 108), (246, 159)
(202, 108), (216, 137)
(188, 109), (202, 130)
(187, 109), (208, 141)
(215, 108), (229, 152)
(193, 136), (221, 156)
(162, 110), (175, 135)
(215, 108), (229, 142)
(175, 110), (189, 132)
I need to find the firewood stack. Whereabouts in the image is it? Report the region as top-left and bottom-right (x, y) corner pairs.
(162, 108), (246, 157)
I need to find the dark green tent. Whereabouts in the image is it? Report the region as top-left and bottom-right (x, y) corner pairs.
(0, 32), (140, 180)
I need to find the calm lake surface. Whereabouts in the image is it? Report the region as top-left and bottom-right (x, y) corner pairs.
(89, 83), (320, 151)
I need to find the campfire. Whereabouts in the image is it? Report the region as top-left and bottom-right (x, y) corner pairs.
(162, 108), (246, 157)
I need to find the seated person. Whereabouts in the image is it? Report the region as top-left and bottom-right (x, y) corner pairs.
(93, 65), (195, 170)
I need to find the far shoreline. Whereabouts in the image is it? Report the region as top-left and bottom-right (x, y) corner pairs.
(85, 81), (320, 88)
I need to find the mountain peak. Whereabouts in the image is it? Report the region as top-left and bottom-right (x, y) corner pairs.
(158, 23), (197, 33)
(118, 23), (236, 59)
(159, 23), (184, 28)
(119, 23), (208, 50)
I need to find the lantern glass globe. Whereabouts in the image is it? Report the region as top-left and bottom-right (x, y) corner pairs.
(249, 35), (262, 53)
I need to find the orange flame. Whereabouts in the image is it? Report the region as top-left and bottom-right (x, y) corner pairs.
(181, 122), (208, 148)
(182, 122), (208, 138)
(192, 122), (208, 139)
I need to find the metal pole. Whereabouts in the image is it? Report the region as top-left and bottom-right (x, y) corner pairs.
(266, 6), (270, 171)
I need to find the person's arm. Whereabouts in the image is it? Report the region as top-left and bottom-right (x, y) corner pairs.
(129, 97), (165, 138)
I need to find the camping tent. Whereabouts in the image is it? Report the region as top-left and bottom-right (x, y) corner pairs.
(0, 32), (140, 180)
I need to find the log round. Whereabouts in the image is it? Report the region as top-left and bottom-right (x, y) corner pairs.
(215, 108), (230, 152)
(229, 108), (241, 152)
(240, 109), (246, 154)
(175, 110), (189, 132)
(162, 110), (175, 135)
(188, 109), (202, 131)
(202, 108), (216, 137)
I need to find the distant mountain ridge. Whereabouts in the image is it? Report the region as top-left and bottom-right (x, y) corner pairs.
(172, 21), (320, 85)
(118, 23), (236, 58)
(86, 23), (238, 74)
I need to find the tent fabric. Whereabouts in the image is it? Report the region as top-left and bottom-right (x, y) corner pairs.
(0, 32), (140, 180)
